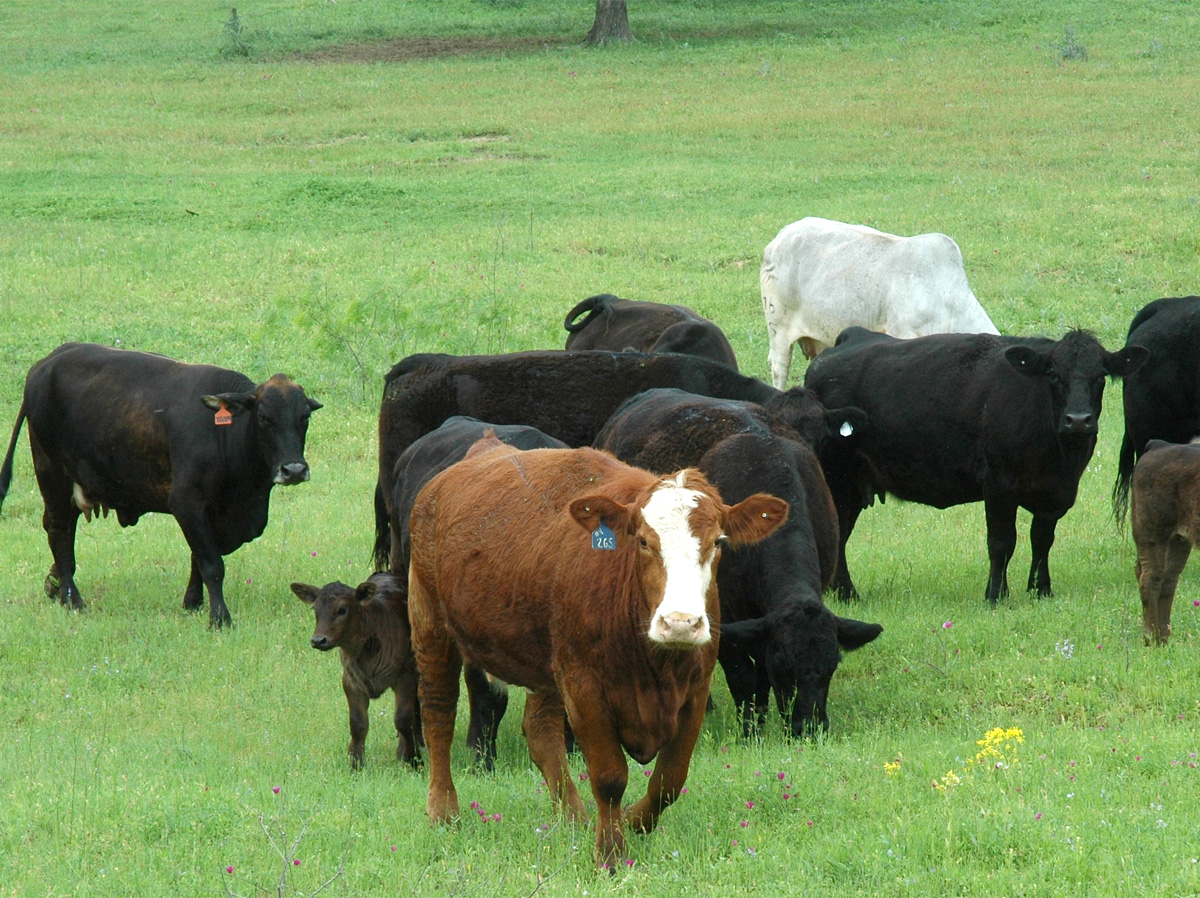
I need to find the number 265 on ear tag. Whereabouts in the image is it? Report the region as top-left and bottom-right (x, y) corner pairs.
(214, 401), (233, 426)
(591, 520), (616, 551)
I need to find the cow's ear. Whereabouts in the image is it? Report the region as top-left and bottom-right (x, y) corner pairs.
(1004, 345), (1049, 377)
(569, 495), (631, 535)
(826, 406), (868, 444)
(836, 616), (883, 650)
(720, 616), (772, 649)
(307, 396), (323, 412)
(202, 392), (257, 415)
(291, 582), (319, 605)
(1106, 345), (1149, 379)
(723, 494), (789, 548)
(355, 581), (377, 604)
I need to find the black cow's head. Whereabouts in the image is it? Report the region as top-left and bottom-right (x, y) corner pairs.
(721, 600), (882, 737)
(203, 374), (321, 485)
(764, 387), (869, 454)
(1005, 331), (1148, 436)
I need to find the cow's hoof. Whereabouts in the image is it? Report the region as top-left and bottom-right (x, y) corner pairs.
(44, 573), (61, 599)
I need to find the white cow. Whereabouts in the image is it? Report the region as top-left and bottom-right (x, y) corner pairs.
(761, 217), (1000, 388)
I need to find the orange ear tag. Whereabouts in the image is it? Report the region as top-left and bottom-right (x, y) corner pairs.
(214, 401), (233, 426)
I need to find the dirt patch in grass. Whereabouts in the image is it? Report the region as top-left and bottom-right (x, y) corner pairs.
(293, 35), (577, 64)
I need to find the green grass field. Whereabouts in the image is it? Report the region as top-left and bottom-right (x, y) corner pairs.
(2, 1), (1200, 895)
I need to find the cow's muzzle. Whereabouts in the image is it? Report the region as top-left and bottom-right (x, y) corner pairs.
(1060, 412), (1097, 435)
(275, 462), (311, 485)
(649, 611), (711, 646)
(310, 634), (334, 651)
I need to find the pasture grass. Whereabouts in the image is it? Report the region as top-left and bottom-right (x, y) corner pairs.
(2, 1), (1200, 894)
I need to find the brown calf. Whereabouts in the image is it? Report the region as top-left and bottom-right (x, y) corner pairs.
(408, 435), (786, 868)
(1131, 439), (1200, 645)
(292, 572), (421, 768)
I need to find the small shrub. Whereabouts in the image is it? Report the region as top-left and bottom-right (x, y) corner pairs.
(222, 7), (250, 58)
(1054, 25), (1088, 62)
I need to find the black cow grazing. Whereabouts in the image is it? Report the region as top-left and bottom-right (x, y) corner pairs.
(292, 573), (421, 769)
(1113, 296), (1200, 525)
(389, 416), (569, 770)
(1130, 439), (1200, 646)
(0, 342), (321, 627)
(594, 389), (881, 736)
(805, 327), (1147, 602)
(563, 293), (740, 370)
(373, 349), (865, 570)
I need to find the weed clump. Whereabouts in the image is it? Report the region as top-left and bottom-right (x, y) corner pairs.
(1054, 25), (1088, 62)
(222, 7), (250, 58)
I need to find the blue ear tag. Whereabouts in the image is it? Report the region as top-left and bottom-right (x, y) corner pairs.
(591, 519), (616, 551)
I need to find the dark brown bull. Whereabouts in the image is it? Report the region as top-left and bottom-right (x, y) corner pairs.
(0, 342), (320, 626)
(292, 573), (421, 768)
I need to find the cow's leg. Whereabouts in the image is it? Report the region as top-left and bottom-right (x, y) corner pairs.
(42, 509), (84, 609)
(182, 558), (204, 611)
(830, 492), (864, 600)
(624, 687), (709, 838)
(464, 664), (507, 773)
(171, 501), (232, 627)
(563, 692), (628, 870)
(30, 437), (85, 610)
(1155, 538), (1192, 645)
(1026, 513), (1061, 597)
(983, 498), (1018, 602)
(344, 674), (369, 770)
(1136, 541), (1167, 646)
(522, 691), (586, 823)
(408, 569), (461, 823)
(766, 327), (796, 390)
(717, 648), (759, 737)
(392, 670), (422, 768)
(1138, 537), (1190, 646)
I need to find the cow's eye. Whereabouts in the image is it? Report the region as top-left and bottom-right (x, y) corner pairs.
(639, 537), (649, 550)
(336, 606), (348, 618)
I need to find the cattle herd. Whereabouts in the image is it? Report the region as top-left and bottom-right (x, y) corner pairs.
(1, 217), (1198, 869)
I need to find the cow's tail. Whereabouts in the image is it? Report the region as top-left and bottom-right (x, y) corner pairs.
(1112, 429), (1137, 529)
(372, 481), (392, 573)
(0, 401), (27, 515)
(563, 294), (613, 334)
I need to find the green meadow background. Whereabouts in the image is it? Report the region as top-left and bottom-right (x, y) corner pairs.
(2, 1), (1199, 895)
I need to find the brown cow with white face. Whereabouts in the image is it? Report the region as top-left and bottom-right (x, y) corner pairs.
(407, 435), (786, 869)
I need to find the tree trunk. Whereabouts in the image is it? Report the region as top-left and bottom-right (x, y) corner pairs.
(585, 0), (634, 46)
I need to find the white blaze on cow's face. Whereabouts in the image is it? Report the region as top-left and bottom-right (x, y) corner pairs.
(640, 473), (716, 646)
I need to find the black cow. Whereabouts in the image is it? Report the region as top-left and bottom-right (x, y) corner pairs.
(805, 327), (1147, 601)
(0, 342), (321, 627)
(1113, 296), (1200, 525)
(594, 389), (881, 736)
(373, 349), (865, 569)
(563, 293), (740, 370)
(389, 415), (569, 770)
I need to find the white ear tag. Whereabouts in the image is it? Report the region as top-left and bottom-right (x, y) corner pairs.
(839, 421), (854, 437)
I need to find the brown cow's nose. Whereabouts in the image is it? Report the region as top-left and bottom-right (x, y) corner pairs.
(311, 635), (330, 650)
